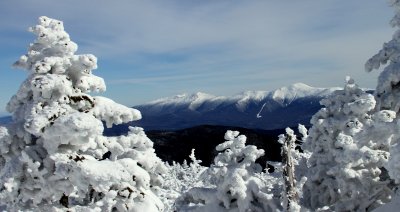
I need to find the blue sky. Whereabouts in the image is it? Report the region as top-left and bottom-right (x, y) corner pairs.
(0, 0), (394, 115)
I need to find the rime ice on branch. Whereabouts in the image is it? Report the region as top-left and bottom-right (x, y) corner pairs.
(366, 1), (400, 112)
(160, 149), (207, 211)
(0, 16), (166, 211)
(303, 78), (395, 211)
(365, 0), (400, 187)
(279, 128), (300, 212)
(176, 130), (282, 212)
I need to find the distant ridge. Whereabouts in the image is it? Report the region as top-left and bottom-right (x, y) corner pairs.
(134, 83), (340, 130)
(0, 83), (343, 130)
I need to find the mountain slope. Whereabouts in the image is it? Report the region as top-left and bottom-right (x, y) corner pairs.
(0, 116), (11, 126)
(134, 83), (340, 130)
(0, 83), (341, 130)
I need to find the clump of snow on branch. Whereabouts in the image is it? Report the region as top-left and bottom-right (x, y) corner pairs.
(160, 149), (207, 211)
(366, 1), (400, 113)
(0, 16), (166, 211)
(176, 130), (282, 212)
(279, 127), (305, 212)
(365, 1), (400, 205)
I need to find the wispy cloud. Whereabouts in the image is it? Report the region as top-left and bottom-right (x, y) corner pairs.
(0, 0), (394, 111)
(108, 72), (220, 85)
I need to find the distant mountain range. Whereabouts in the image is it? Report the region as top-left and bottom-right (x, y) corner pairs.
(0, 83), (340, 130)
(134, 83), (339, 130)
(0, 83), (342, 163)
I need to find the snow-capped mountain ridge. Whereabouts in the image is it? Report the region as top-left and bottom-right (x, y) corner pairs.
(0, 83), (342, 130)
(134, 83), (340, 130)
(143, 83), (338, 112)
(148, 92), (218, 105)
(270, 83), (339, 107)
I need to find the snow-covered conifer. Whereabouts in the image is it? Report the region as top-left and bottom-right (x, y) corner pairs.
(365, 1), (400, 187)
(160, 149), (207, 211)
(274, 125), (309, 212)
(0, 16), (166, 211)
(279, 128), (300, 212)
(176, 130), (282, 212)
(366, 1), (400, 112)
(303, 77), (394, 211)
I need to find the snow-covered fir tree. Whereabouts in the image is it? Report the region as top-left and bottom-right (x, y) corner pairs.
(303, 77), (395, 211)
(160, 149), (207, 211)
(365, 0), (400, 186)
(0, 16), (166, 211)
(279, 127), (300, 212)
(366, 1), (400, 112)
(176, 130), (282, 212)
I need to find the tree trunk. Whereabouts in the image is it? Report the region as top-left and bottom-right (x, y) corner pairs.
(282, 133), (299, 211)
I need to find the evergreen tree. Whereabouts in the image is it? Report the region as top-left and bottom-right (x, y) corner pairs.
(0, 16), (166, 211)
(160, 149), (207, 211)
(303, 78), (394, 211)
(366, 0), (400, 185)
(176, 130), (281, 212)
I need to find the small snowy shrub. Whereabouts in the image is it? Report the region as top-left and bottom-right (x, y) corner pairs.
(303, 77), (394, 211)
(176, 130), (282, 212)
(160, 149), (207, 211)
(0, 16), (166, 211)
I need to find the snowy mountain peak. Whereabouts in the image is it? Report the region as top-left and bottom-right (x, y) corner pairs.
(134, 83), (340, 130)
(236, 91), (269, 101)
(134, 83), (341, 128)
(141, 83), (338, 112)
(290, 82), (313, 90)
(273, 83), (313, 97)
(141, 91), (221, 113)
(271, 83), (336, 106)
(235, 91), (268, 111)
(187, 92), (217, 110)
(188, 92), (216, 101)
(147, 92), (214, 106)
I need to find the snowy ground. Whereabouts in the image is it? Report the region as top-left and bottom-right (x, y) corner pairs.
(373, 195), (400, 212)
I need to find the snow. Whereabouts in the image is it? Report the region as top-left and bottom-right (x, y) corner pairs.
(303, 78), (394, 211)
(91, 96), (142, 128)
(373, 194), (400, 212)
(271, 83), (339, 107)
(188, 92), (219, 111)
(235, 90), (268, 111)
(146, 92), (217, 107)
(176, 130), (282, 212)
(131, 82), (345, 131)
(140, 83), (339, 113)
(142, 92), (227, 113)
(4, 2), (400, 211)
(0, 16), (166, 211)
(256, 103), (266, 118)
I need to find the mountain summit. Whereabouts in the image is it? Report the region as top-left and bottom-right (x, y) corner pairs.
(134, 83), (339, 130)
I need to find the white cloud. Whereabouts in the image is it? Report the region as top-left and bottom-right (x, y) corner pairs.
(0, 0), (395, 111)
